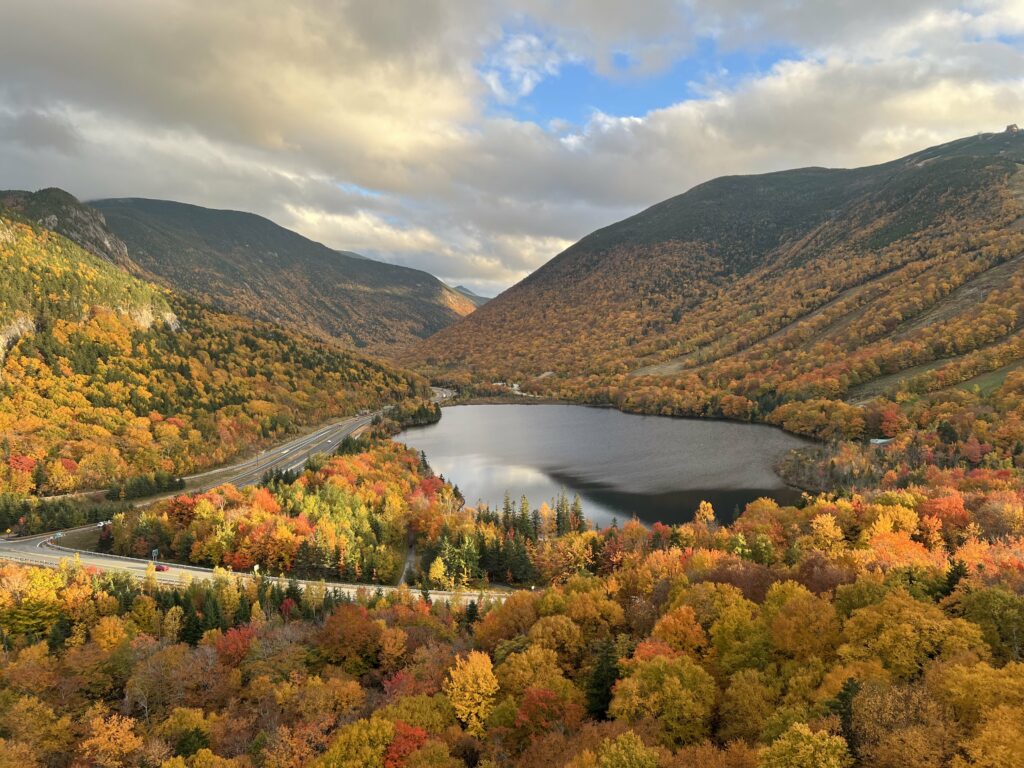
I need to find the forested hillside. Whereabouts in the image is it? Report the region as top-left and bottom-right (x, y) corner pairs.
(3, 452), (1024, 766)
(0, 188), (136, 270)
(91, 197), (477, 353)
(0, 212), (424, 497)
(412, 130), (1024, 445)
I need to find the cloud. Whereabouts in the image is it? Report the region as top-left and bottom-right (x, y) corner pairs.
(0, 1), (1022, 294)
(482, 33), (575, 103)
(0, 109), (80, 154)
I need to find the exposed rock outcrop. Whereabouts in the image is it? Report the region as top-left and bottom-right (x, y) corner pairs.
(0, 314), (35, 368)
(0, 188), (136, 270)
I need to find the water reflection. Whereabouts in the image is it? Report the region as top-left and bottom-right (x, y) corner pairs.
(397, 404), (811, 527)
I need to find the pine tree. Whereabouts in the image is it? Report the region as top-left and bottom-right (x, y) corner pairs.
(181, 602), (204, 645)
(517, 495), (532, 539)
(571, 495), (586, 532)
(555, 491), (569, 536)
(586, 638), (620, 719)
(203, 593), (224, 631)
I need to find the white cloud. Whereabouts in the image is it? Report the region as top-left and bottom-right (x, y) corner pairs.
(0, 1), (1022, 295)
(482, 33), (574, 103)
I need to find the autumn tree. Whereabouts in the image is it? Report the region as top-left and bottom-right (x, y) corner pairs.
(759, 723), (853, 768)
(442, 651), (499, 737)
(609, 654), (717, 746)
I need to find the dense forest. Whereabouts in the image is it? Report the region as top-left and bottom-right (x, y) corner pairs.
(109, 438), (587, 588)
(0, 212), (425, 498)
(3, 456), (1024, 766)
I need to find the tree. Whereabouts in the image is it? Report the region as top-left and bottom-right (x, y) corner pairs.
(650, 605), (706, 655)
(442, 651), (499, 737)
(315, 716), (394, 768)
(318, 604), (382, 676)
(383, 721), (428, 768)
(428, 558), (450, 591)
(759, 723), (853, 768)
(0, 696), (71, 762)
(950, 586), (1024, 663)
(762, 581), (840, 661)
(839, 590), (988, 679)
(718, 668), (780, 744)
(594, 732), (660, 768)
(585, 638), (621, 719)
(79, 712), (144, 768)
(0, 739), (42, 768)
(609, 655), (717, 747)
(952, 704), (1024, 768)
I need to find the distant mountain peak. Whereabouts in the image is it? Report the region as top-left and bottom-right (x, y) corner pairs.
(449, 284), (490, 307)
(89, 197), (477, 352)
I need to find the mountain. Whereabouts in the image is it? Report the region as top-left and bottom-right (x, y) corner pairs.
(450, 284), (490, 307)
(0, 187), (136, 270)
(89, 197), (478, 352)
(0, 206), (423, 497)
(411, 128), (1024, 439)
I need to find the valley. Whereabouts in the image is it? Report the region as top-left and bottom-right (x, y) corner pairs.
(92, 197), (477, 353)
(5, 130), (1024, 768)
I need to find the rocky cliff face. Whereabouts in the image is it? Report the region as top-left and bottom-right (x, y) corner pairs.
(0, 188), (136, 270)
(0, 314), (35, 369)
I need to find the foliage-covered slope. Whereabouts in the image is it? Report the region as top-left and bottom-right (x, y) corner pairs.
(450, 284), (490, 307)
(0, 187), (136, 270)
(90, 197), (477, 353)
(412, 129), (1024, 441)
(0, 213), (424, 496)
(4, 455), (1024, 766)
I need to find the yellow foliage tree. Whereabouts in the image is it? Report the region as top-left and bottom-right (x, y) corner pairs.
(442, 651), (499, 737)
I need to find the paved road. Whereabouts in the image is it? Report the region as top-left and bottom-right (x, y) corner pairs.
(0, 386), (501, 604)
(191, 412), (375, 491)
(0, 525), (502, 604)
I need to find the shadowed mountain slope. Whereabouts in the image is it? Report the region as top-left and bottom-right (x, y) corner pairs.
(90, 197), (477, 353)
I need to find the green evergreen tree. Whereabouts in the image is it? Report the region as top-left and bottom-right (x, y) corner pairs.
(555, 491), (570, 536)
(586, 638), (620, 719)
(571, 495), (586, 532)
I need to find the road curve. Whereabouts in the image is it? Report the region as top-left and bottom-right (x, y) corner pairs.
(0, 387), (504, 604)
(0, 525), (504, 605)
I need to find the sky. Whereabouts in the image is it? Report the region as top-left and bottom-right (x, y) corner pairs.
(2, 2), (1023, 296)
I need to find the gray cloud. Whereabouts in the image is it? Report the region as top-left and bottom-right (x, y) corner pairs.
(0, 109), (80, 154)
(1, 1), (1022, 294)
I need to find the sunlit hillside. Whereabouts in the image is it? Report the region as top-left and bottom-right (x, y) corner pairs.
(413, 130), (1024, 441)
(0, 211), (424, 497)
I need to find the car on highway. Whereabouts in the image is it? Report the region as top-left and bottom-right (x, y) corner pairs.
(154, 563), (170, 572)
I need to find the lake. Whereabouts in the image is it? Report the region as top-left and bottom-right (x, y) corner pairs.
(396, 404), (811, 527)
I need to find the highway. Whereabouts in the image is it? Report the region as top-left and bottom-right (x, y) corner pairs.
(186, 412), (376, 490)
(0, 525), (502, 604)
(0, 387), (504, 604)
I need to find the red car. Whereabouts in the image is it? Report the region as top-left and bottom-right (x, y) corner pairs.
(154, 563), (170, 572)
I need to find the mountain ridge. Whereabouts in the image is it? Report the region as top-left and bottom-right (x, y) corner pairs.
(0, 187), (137, 271)
(450, 283), (490, 307)
(90, 196), (477, 353)
(410, 128), (1024, 441)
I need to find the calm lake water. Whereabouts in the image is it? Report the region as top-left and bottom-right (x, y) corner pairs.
(396, 404), (811, 527)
